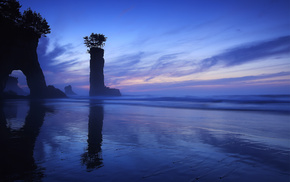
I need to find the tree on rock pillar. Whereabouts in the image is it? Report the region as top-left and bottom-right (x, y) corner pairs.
(84, 33), (106, 96)
(84, 33), (107, 96)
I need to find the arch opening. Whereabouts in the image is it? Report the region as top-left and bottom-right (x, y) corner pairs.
(4, 70), (29, 96)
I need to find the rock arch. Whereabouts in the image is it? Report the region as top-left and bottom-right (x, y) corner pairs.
(0, 32), (65, 99)
(0, 33), (47, 98)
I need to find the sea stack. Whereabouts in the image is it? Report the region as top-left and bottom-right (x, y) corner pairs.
(64, 85), (77, 95)
(4, 76), (27, 95)
(84, 33), (121, 96)
(89, 47), (105, 96)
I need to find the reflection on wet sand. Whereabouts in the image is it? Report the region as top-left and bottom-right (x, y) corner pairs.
(197, 128), (290, 174)
(0, 100), (289, 181)
(81, 102), (104, 171)
(0, 101), (52, 181)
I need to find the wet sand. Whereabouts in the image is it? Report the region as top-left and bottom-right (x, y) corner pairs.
(0, 98), (289, 181)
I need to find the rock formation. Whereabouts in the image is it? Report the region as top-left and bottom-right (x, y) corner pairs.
(0, 31), (66, 99)
(89, 48), (105, 96)
(89, 48), (121, 96)
(4, 76), (27, 96)
(0, 31), (46, 98)
(0, 0), (66, 99)
(84, 33), (121, 96)
(64, 85), (77, 95)
(46, 85), (67, 98)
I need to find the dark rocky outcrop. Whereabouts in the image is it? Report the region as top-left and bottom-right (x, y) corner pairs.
(0, 1), (66, 99)
(0, 32), (66, 99)
(45, 85), (67, 98)
(102, 87), (121, 96)
(64, 85), (77, 95)
(4, 76), (27, 96)
(0, 31), (48, 98)
(89, 48), (121, 96)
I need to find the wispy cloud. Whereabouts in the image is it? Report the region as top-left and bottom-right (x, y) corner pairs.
(38, 37), (74, 71)
(105, 52), (186, 87)
(37, 37), (89, 87)
(119, 6), (135, 17)
(121, 71), (290, 92)
(105, 35), (290, 86)
(195, 35), (290, 72)
(32, 34), (290, 95)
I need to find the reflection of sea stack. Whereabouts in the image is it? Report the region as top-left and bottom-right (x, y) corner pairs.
(81, 104), (104, 171)
(84, 33), (121, 96)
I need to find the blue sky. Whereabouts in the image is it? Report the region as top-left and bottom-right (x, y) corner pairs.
(13, 0), (290, 95)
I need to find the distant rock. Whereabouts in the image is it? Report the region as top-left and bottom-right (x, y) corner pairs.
(64, 85), (77, 95)
(1, 84), (67, 99)
(45, 85), (67, 98)
(4, 76), (27, 96)
(103, 87), (121, 96)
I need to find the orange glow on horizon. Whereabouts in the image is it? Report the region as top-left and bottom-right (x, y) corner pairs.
(76, 85), (90, 90)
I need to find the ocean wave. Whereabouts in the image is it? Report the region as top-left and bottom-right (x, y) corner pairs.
(63, 94), (290, 114)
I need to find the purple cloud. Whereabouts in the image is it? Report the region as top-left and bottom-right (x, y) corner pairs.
(124, 71), (290, 91)
(195, 35), (290, 72)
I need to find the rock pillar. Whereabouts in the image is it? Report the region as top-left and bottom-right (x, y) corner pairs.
(89, 48), (105, 96)
(89, 48), (121, 96)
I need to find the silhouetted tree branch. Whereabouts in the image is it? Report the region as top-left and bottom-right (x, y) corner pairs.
(0, 0), (51, 38)
(21, 8), (51, 37)
(0, 0), (22, 23)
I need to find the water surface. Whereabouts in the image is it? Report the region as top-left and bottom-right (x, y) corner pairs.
(0, 96), (289, 181)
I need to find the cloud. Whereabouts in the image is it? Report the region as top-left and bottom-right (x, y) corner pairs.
(104, 51), (190, 86)
(77, 33), (290, 93)
(186, 71), (290, 86)
(37, 37), (89, 88)
(38, 37), (72, 71)
(104, 52), (147, 84)
(119, 6), (135, 17)
(195, 35), (290, 72)
(121, 71), (290, 92)
(33, 35), (290, 94)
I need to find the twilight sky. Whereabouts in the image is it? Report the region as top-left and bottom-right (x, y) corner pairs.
(13, 0), (290, 96)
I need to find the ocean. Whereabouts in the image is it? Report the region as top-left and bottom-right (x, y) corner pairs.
(0, 95), (289, 181)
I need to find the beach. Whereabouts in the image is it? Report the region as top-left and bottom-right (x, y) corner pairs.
(0, 96), (289, 182)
